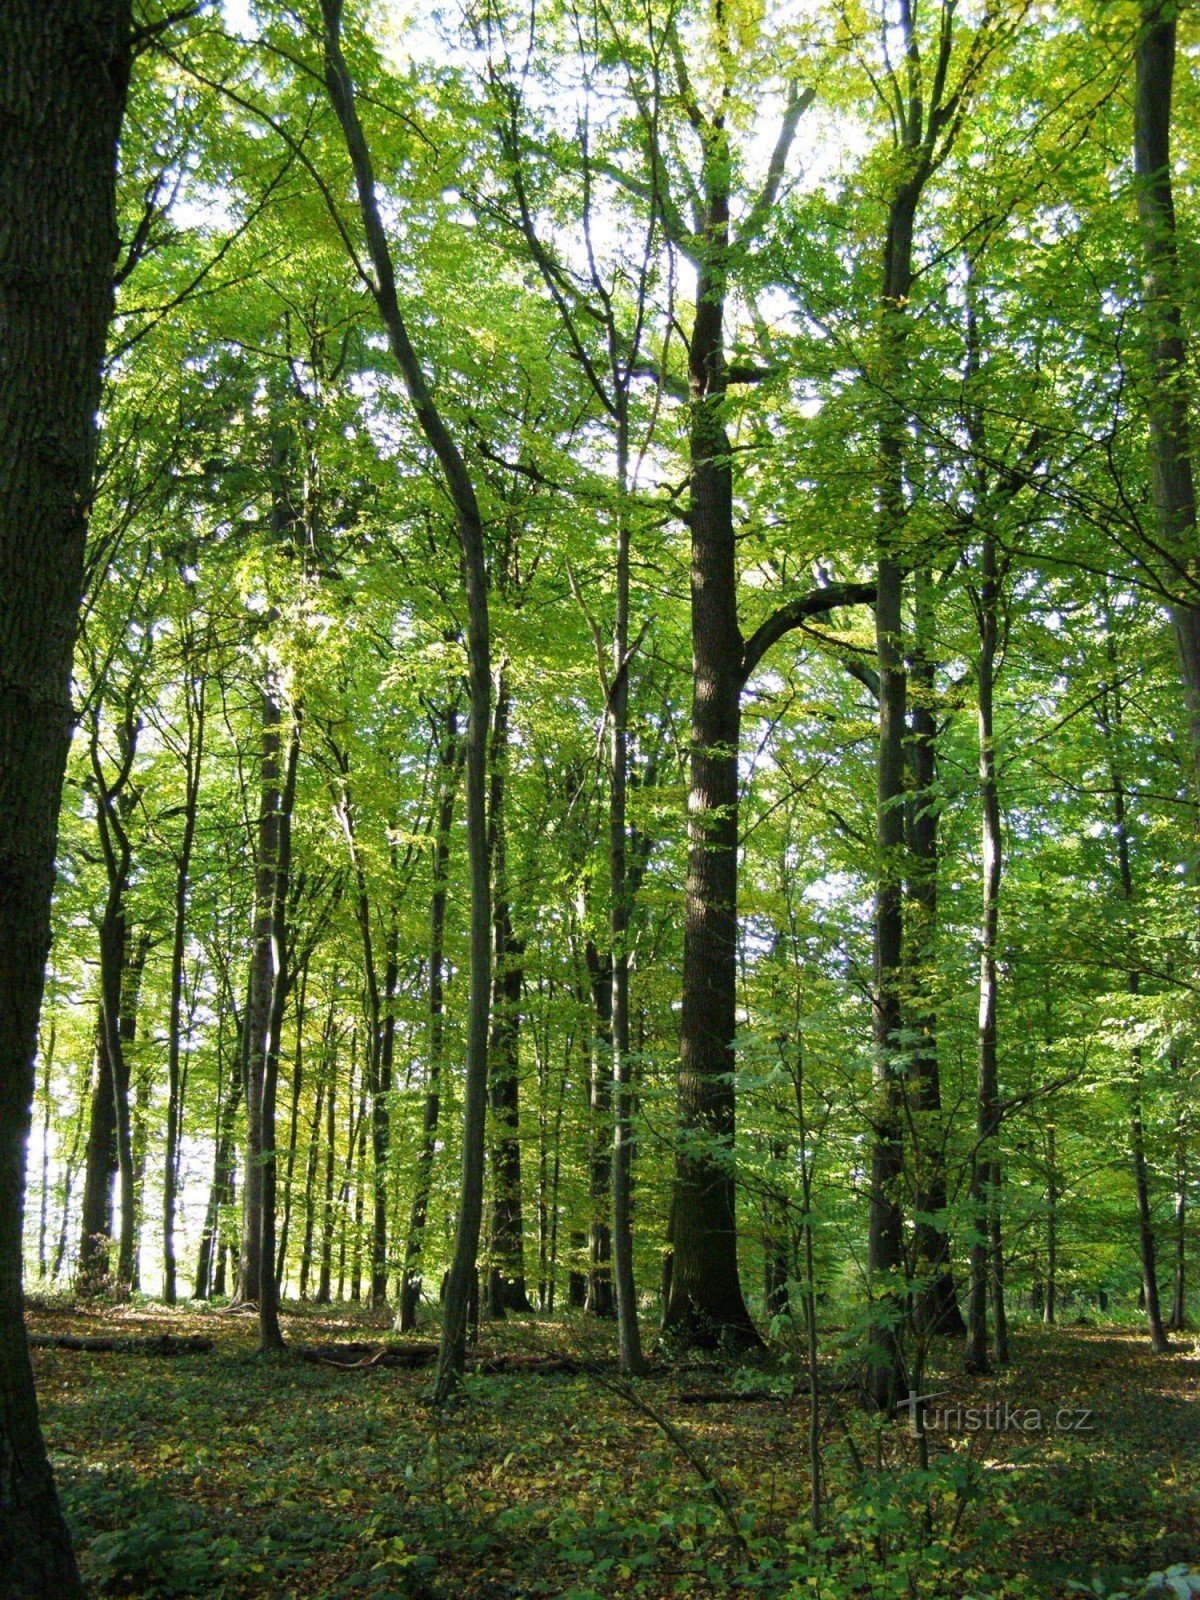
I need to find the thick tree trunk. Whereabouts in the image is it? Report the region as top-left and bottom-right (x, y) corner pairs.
(77, 1013), (118, 1293)
(865, 177), (921, 1411)
(663, 233), (758, 1350)
(1134, 2), (1200, 797)
(0, 1), (132, 1590)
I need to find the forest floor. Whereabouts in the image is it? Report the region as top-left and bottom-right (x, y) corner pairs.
(26, 1297), (1200, 1600)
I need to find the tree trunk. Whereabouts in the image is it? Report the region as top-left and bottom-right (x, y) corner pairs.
(609, 430), (644, 1371)
(1101, 662), (1170, 1354)
(194, 1032), (243, 1302)
(0, 0), (132, 1589)
(1044, 1123), (1057, 1326)
(485, 674), (532, 1316)
(163, 664), (204, 1304)
(584, 942), (614, 1318)
(907, 570), (964, 1338)
(258, 715), (300, 1348)
(77, 1013), (118, 1294)
(967, 526), (1005, 1374)
(317, 1038), (338, 1305)
(663, 212), (758, 1348)
(238, 689), (278, 1309)
(318, 0), (492, 1398)
(275, 960), (309, 1293)
(1133, 1), (1200, 797)
(865, 174), (922, 1411)
(398, 704), (460, 1332)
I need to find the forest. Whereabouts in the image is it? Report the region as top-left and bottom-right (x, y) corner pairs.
(2, 0), (1200, 1596)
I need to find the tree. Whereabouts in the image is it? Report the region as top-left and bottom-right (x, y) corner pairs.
(0, 2), (133, 1592)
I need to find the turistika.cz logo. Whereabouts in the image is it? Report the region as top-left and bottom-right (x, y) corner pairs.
(900, 1392), (1095, 1436)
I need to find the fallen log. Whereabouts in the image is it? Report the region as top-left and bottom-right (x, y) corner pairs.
(28, 1333), (214, 1356)
(676, 1389), (782, 1404)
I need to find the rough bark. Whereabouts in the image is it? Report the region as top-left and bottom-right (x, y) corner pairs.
(662, 190), (759, 1346)
(1133, 0), (1200, 798)
(0, 1), (132, 1590)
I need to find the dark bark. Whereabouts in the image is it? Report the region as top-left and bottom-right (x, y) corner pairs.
(865, 174), (919, 1411)
(77, 1014), (118, 1293)
(1133, 1), (1200, 797)
(0, 0), (132, 1590)
(662, 181), (760, 1346)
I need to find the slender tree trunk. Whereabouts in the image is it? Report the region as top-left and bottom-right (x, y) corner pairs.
(967, 526), (1005, 1373)
(0, 2), (132, 1589)
(1101, 664), (1170, 1354)
(584, 942), (614, 1318)
(1044, 1124), (1057, 1326)
(398, 705), (460, 1332)
(36, 1023), (53, 1280)
(317, 1041), (338, 1305)
(318, 0), (492, 1398)
(485, 673), (532, 1316)
(194, 1013), (243, 1301)
(53, 1091), (87, 1283)
(238, 694), (277, 1307)
(297, 1028), (328, 1302)
(163, 669), (204, 1305)
(350, 1076), (367, 1303)
(907, 570), (964, 1338)
(257, 716), (299, 1350)
(275, 959), (309, 1292)
(609, 439), (644, 1371)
